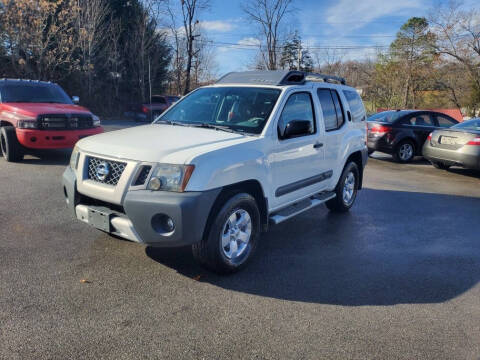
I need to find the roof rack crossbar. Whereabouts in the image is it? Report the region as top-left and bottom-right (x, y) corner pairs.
(215, 70), (347, 86)
(304, 73), (346, 85)
(278, 71), (346, 85)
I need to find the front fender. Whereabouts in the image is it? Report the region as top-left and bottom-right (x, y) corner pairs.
(185, 144), (269, 193)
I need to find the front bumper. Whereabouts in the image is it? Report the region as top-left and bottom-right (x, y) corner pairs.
(423, 143), (480, 170)
(62, 166), (220, 247)
(16, 127), (103, 149)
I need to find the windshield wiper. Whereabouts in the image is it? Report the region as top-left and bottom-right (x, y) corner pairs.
(154, 119), (188, 126)
(190, 123), (241, 134)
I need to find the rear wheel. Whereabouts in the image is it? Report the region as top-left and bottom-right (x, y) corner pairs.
(326, 161), (360, 213)
(432, 162), (450, 170)
(192, 192), (260, 274)
(0, 126), (23, 162)
(393, 140), (415, 163)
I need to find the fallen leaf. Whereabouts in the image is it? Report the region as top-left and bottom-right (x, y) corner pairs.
(192, 275), (202, 281)
(80, 279), (91, 284)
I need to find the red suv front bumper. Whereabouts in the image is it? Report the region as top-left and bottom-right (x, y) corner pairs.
(16, 127), (104, 149)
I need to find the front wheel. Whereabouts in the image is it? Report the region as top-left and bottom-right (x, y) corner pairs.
(326, 162), (360, 213)
(192, 193), (260, 274)
(1, 126), (23, 162)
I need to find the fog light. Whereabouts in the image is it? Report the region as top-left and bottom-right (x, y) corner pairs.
(148, 177), (162, 191)
(151, 214), (175, 235)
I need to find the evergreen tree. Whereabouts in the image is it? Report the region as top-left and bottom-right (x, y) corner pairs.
(279, 31), (313, 72)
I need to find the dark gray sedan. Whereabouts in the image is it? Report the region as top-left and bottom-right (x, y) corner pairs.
(423, 118), (480, 170)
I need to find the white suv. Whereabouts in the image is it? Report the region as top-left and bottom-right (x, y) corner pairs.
(63, 70), (368, 273)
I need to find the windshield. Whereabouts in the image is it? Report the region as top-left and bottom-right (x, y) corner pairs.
(0, 83), (73, 104)
(156, 87), (281, 134)
(452, 119), (480, 131)
(368, 111), (405, 123)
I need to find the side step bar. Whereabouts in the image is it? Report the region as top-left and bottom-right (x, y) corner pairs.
(269, 191), (336, 225)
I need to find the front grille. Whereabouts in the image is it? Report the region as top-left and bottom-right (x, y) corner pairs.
(133, 165), (152, 186)
(38, 114), (93, 130)
(87, 156), (126, 186)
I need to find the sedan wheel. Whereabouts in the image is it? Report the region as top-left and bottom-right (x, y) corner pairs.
(394, 141), (415, 163)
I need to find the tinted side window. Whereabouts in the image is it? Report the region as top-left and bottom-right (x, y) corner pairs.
(331, 90), (345, 128)
(436, 115), (457, 128)
(317, 89), (343, 131)
(343, 90), (365, 122)
(278, 92), (315, 138)
(408, 114), (434, 126)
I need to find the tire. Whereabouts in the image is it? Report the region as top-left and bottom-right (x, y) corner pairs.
(0, 126), (23, 162)
(326, 161), (360, 213)
(432, 162), (450, 170)
(192, 192), (260, 274)
(393, 140), (415, 163)
(368, 149), (375, 156)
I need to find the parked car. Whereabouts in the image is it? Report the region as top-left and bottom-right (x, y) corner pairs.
(0, 79), (103, 162)
(124, 95), (180, 122)
(62, 70), (368, 273)
(367, 110), (459, 162)
(423, 118), (480, 170)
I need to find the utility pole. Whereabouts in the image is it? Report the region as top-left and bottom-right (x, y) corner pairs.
(148, 58), (152, 121)
(297, 45), (302, 71)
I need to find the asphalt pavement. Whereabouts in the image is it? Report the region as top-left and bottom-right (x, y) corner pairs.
(1, 124), (479, 359)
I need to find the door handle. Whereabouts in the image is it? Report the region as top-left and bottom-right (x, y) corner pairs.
(313, 142), (323, 149)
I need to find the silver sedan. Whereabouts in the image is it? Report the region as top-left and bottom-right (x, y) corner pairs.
(423, 118), (480, 170)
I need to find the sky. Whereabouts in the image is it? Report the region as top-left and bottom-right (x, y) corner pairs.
(191, 0), (477, 76)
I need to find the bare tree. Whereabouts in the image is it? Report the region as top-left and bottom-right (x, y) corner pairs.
(180, 0), (209, 94)
(106, 16), (123, 101)
(164, 2), (187, 94)
(429, 1), (480, 89)
(242, 0), (294, 70)
(76, 0), (110, 98)
(0, 0), (80, 80)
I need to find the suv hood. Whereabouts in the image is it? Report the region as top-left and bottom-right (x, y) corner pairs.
(2, 103), (91, 117)
(77, 124), (255, 163)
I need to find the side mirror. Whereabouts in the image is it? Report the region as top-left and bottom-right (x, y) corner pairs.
(72, 96), (80, 104)
(281, 120), (312, 139)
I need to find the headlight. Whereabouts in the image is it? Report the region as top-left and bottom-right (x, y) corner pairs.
(147, 164), (195, 192)
(70, 146), (80, 169)
(92, 114), (101, 127)
(17, 119), (38, 129)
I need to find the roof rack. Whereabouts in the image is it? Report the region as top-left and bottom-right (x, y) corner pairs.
(216, 70), (346, 86)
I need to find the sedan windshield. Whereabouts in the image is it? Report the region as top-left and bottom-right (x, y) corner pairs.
(0, 83), (73, 104)
(452, 119), (480, 132)
(156, 87), (281, 134)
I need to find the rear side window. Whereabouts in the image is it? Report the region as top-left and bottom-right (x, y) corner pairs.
(317, 89), (344, 131)
(407, 114), (434, 126)
(436, 114), (457, 128)
(343, 90), (365, 122)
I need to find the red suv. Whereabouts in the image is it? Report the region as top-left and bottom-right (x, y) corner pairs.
(0, 79), (103, 162)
